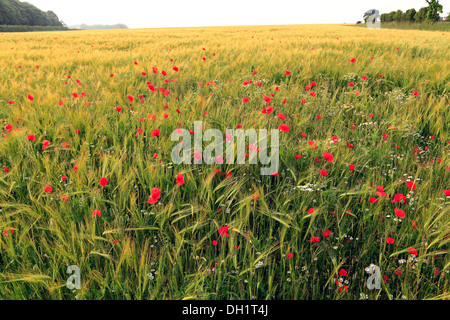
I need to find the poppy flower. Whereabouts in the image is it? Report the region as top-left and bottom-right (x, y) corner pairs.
(4, 167), (9, 173)
(310, 236), (320, 243)
(444, 190), (450, 197)
(376, 186), (386, 197)
(277, 113), (286, 120)
(100, 177), (108, 187)
(339, 269), (347, 277)
(349, 57), (356, 63)
(391, 193), (407, 204)
(148, 187), (161, 204)
(394, 208), (406, 219)
(386, 237), (395, 244)
(26, 134), (36, 141)
(323, 230), (331, 237)
(319, 170), (328, 176)
(27, 94), (34, 101)
(242, 97), (249, 103)
(3, 227), (14, 236)
(212, 240), (218, 246)
(44, 185), (53, 193)
(406, 180), (416, 191)
(361, 76), (368, 81)
(176, 174), (185, 186)
(369, 197), (378, 204)
(307, 208), (315, 214)
(411, 90), (419, 96)
(219, 226), (229, 237)
(252, 194), (259, 201)
(93, 209), (102, 217)
(348, 82), (355, 87)
(278, 124), (289, 132)
(349, 164), (355, 172)
(135, 128), (143, 137)
(285, 70), (291, 75)
(285, 253), (293, 259)
(407, 247), (417, 256)
(127, 95), (134, 103)
(42, 140), (51, 150)
(173, 66), (179, 72)
(62, 196), (69, 202)
(151, 129), (160, 137)
(322, 152), (334, 162)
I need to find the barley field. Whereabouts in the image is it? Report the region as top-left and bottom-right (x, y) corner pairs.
(0, 24), (449, 300)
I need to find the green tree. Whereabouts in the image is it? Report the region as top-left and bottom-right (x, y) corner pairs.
(404, 9), (417, 22)
(414, 7), (429, 22)
(425, 0), (443, 21)
(393, 10), (403, 21)
(0, 0), (63, 26)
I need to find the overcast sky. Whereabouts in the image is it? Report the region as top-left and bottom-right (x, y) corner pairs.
(24, 0), (450, 28)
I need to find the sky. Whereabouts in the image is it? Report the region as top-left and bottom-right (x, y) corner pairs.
(23, 0), (450, 28)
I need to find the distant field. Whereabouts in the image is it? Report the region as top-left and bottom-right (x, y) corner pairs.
(353, 21), (450, 31)
(0, 25), (448, 300)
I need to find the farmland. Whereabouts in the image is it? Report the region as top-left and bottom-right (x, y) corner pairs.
(0, 24), (449, 300)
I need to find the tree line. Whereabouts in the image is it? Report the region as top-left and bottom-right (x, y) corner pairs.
(0, 0), (64, 27)
(368, 0), (447, 23)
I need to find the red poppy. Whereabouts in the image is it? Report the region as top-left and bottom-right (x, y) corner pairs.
(307, 208), (315, 214)
(339, 269), (347, 277)
(151, 129), (160, 137)
(219, 226), (229, 237)
(176, 174), (185, 186)
(376, 186), (386, 197)
(349, 164), (355, 172)
(386, 237), (395, 244)
(394, 208), (406, 219)
(100, 177), (108, 187)
(42, 140), (51, 150)
(391, 193), (407, 204)
(310, 236), (320, 243)
(323, 230), (331, 237)
(278, 124), (289, 132)
(3, 227), (14, 236)
(322, 152), (334, 162)
(26, 134), (36, 141)
(285, 253), (293, 259)
(407, 247), (417, 256)
(148, 187), (161, 204)
(406, 180), (416, 191)
(44, 185), (53, 193)
(369, 197), (378, 204)
(319, 170), (328, 176)
(93, 209), (102, 217)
